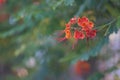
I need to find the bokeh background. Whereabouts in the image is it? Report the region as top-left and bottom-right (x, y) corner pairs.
(0, 0), (120, 80)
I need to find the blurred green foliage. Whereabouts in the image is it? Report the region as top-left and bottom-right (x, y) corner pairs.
(0, 0), (120, 80)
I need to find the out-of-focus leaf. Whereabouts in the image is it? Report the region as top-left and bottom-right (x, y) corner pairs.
(87, 72), (104, 80)
(72, 36), (109, 63)
(116, 16), (120, 28)
(59, 52), (77, 62)
(64, 0), (75, 6)
(52, 0), (75, 10)
(105, 4), (120, 17)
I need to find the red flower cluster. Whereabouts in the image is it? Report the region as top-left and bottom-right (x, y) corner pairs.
(74, 60), (90, 76)
(57, 16), (97, 48)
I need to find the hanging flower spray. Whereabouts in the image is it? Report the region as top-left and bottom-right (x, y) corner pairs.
(57, 16), (97, 49)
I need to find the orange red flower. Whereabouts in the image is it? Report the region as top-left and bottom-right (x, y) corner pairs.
(86, 29), (97, 38)
(57, 16), (97, 48)
(74, 30), (85, 39)
(78, 16), (94, 31)
(0, 0), (6, 5)
(65, 23), (71, 30)
(64, 29), (71, 39)
(74, 60), (90, 76)
(69, 17), (77, 25)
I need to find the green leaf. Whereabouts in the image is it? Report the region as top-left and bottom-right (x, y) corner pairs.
(64, 0), (75, 6)
(87, 72), (104, 80)
(52, 0), (64, 10)
(116, 16), (120, 28)
(73, 36), (109, 63)
(105, 4), (120, 17)
(59, 52), (78, 62)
